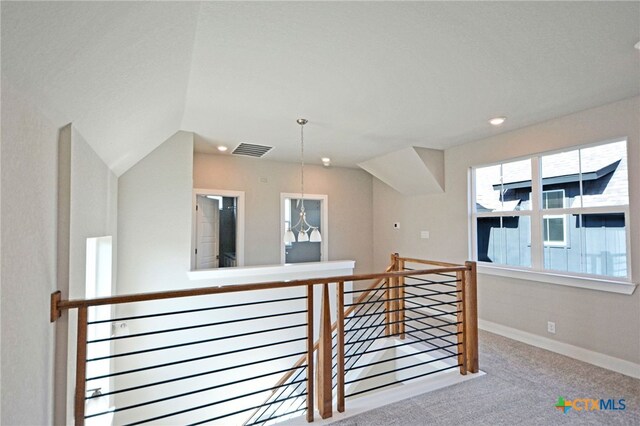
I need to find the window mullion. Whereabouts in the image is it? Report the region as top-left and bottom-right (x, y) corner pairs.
(530, 156), (543, 270)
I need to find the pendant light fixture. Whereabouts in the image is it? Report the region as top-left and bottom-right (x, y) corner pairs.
(283, 119), (322, 244)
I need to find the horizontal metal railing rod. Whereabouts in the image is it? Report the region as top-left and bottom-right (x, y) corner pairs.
(345, 302), (462, 333)
(403, 275), (459, 287)
(344, 290), (387, 323)
(345, 315), (409, 333)
(403, 266), (458, 276)
(399, 257), (461, 267)
(251, 367), (307, 423)
(405, 327), (459, 354)
(57, 267), (467, 310)
(404, 286), (462, 298)
(405, 316), (460, 335)
(87, 336), (306, 381)
(88, 295), (308, 325)
(345, 318), (459, 347)
(404, 299), (457, 317)
(87, 351), (308, 398)
(127, 392), (308, 426)
(344, 352), (461, 386)
(344, 331), (461, 359)
(87, 323), (307, 362)
(346, 342), (460, 372)
(243, 406), (308, 426)
(405, 311), (459, 329)
(404, 326), (459, 357)
(344, 291), (449, 307)
(403, 291), (460, 306)
(402, 292), (459, 308)
(399, 305), (460, 325)
(88, 310), (307, 343)
(342, 280), (459, 294)
(87, 373), (308, 419)
(345, 363), (462, 399)
(347, 284), (461, 299)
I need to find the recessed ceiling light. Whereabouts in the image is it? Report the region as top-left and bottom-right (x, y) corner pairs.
(635, 41), (640, 50)
(321, 157), (331, 167)
(489, 116), (506, 126)
(217, 145), (228, 152)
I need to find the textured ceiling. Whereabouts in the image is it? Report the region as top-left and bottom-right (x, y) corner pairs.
(3, 1), (639, 175)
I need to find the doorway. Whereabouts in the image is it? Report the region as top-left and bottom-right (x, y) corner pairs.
(192, 189), (245, 270)
(281, 193), (328, 264)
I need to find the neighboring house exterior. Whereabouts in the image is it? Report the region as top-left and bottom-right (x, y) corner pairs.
(475, 140), (628, 278)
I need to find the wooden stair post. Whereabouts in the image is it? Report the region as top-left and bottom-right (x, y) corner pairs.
(316, 283), (333, 419)
(456, 270), (467, 375)
(336, 281), (345, 413)
(464, 261), (479, 373)
(398, 256), (405, 339)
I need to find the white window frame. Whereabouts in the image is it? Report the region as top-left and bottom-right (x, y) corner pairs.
(542, 189), (567, 247)
(469, 138), (635, 295)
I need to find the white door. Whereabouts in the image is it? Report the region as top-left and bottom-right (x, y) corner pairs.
(196, 196), (220, 269)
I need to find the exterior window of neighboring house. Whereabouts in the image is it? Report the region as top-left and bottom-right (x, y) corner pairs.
(471, 139), (630, 281)
(542, 190), (566, 246)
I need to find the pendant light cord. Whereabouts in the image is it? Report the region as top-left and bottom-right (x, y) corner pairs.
(300, 121), (305, 212)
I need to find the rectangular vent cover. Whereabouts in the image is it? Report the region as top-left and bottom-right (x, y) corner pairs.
(232, 143), (273, 158)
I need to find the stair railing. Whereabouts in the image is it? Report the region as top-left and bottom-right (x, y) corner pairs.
(51, 255), (477, 426)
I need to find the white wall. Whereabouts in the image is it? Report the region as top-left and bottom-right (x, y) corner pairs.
(117, 131), (194, 294)
(59, 125), (118, 424)
(372, 96), (640, 365)
(1, 78), (59, 425)
(193, 154), (374, 276)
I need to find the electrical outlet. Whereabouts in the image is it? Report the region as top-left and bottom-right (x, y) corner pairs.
(420, 230), (430, 239)
(547, 321), (556, 334)
(393, 222), (400, 229)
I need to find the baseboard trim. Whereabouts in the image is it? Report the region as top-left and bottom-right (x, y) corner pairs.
(478, 319), (640, 379)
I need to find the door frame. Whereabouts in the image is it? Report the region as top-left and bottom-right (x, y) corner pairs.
(280, 193), (328, 264)
(192, 188), (245, 269)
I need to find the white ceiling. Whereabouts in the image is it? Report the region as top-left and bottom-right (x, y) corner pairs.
(3, 1), (639, 175)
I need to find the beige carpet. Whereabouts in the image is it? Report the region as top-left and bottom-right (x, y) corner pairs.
(331, 330), (639, 425)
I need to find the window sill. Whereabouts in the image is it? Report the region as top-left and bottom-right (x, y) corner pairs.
(477, 264), (637, 295)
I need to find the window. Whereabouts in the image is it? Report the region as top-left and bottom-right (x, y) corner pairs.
(542, 190), (566, 246)
(471, 139), (630, 282)
(281, 193), (328, 264)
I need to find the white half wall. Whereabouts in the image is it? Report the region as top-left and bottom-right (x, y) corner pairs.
(117, 131), (194, 294)
(372, 96), (640, 366)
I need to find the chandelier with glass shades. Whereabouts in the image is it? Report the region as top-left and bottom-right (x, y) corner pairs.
(283, 119), (322, 244)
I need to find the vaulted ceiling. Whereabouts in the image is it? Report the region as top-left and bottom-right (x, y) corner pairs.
(3, 1), (639, 175)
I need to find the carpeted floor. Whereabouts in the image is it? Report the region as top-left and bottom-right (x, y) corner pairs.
(331, 330), (639, 425)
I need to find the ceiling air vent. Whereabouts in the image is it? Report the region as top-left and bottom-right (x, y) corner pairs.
(232, 143), (273, 158)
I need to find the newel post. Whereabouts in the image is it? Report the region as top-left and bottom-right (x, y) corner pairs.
(316, 283), (333, 419)
(464, 261), (479, 373)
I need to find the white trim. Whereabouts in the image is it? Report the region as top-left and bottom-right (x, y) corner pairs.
(280, 193), (328, 264)
(478, 264), (636, 295)
(191, 189), (245, 269)
(479, 319), (640, 379)
(187, 259), (354, 281)
(279, 367), (484, 425)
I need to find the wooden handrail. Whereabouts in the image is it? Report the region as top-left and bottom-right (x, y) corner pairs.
(398, 257), (462, 268)
(52, 266), (466, 315)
